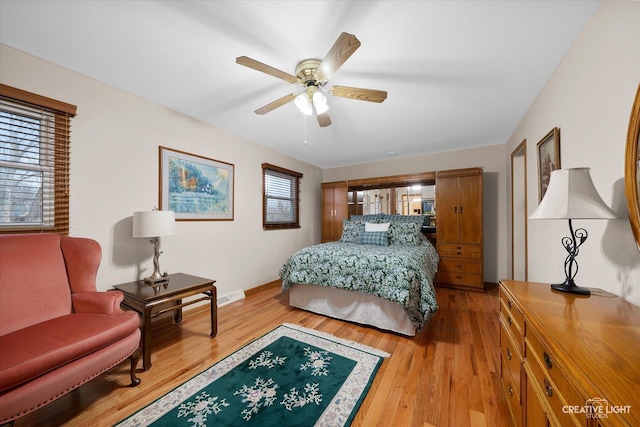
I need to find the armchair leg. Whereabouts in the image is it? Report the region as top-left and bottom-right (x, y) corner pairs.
(129, 349), (141, 387)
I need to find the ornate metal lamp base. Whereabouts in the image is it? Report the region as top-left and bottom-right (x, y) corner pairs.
(551, 278), (590, 296)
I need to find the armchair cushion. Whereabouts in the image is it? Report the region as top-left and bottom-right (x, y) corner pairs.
(0, 311), (140, 393)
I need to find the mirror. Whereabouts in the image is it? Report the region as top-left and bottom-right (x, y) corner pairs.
(626, 83), (640, 249)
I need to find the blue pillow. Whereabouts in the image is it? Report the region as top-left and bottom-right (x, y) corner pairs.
(358, 231), (389, 246)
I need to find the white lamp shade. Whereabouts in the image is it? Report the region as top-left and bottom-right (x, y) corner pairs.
(529, 168), (619, 220)
(133, 210), (176, 238)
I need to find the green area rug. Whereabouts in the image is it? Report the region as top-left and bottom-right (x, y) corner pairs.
(116, 324), (389, 427)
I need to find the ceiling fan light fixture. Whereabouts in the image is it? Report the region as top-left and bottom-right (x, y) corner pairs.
(313, 91), (329, 114)
(294, 92), (313, 116)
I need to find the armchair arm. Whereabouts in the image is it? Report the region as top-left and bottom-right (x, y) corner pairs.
(72, 291), (126, 315)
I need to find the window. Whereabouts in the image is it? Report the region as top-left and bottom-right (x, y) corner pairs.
(262, 163), (302, 230)
(0, 84), (76, 234)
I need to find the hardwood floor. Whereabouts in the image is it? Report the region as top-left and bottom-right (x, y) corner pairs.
(13, 284), (511, 427)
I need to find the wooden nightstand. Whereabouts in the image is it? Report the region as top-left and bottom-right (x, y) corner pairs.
(113, 273), (217, 370)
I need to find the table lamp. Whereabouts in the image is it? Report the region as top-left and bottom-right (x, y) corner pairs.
(529, 168), (619, 295)
(133, 210), (176, 283)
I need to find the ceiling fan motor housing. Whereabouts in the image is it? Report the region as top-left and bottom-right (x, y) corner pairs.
(295, 58), (327, 87)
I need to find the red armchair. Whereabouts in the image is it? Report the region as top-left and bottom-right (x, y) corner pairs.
(0, 234), (141, 424)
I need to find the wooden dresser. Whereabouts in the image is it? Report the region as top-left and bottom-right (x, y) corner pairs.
(499, 280), (640, 427)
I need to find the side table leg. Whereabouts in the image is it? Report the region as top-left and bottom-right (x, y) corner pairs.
(143, 305), (153, 370)
(174, 299), (183, 323)
(210, 286), (218, 338)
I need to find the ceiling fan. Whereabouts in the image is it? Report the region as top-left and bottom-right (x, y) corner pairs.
(236, 32), (387, 128)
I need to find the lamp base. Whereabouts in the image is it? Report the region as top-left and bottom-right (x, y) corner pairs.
(143, 274), (169, 284)
(550, 279), (590, 296)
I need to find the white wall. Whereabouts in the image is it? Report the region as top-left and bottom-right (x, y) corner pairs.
(323, 144), (508, 284)
(505, 1), (640, 305)
(0, 44), (322, 295)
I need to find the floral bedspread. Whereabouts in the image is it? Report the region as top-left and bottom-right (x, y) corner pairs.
(279, 241), (439, 330)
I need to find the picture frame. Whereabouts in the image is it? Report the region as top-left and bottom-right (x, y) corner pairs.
(159, 147), (234, 221)
(536, 127), (561, 201)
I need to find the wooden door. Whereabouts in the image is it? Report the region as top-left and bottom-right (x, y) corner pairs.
(457, 174), (482, 244)
(321, 185), (348, 242)
(332, 186), (348, 239)
(435, 176), (459, 243)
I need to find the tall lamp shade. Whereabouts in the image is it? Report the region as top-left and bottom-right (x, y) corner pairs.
(529, 168), (618, 295)
(133, 210), (175, 283)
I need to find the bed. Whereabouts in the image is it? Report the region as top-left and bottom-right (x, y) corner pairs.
(279, 214), (439, 336)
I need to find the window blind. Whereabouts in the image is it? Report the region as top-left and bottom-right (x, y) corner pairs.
(262, 163), (302, 230)
(0, 84), (76, 235)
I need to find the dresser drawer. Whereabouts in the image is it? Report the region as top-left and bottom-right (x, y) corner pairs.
(502, 360), (522, 427)
(437, 271), (483, 288)
(439, 259), (482, 274)
(526, 329), (584, 426)
(437, 244), (482, 259)
(501, 325), (522, 401)
(526, 353), (577, 427)
(499, 290), (524, 350)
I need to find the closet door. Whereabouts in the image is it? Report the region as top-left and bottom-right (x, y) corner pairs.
(321, 183), (348, 242)
(457, 174), (482, 244)
(434, 175), (459, 243)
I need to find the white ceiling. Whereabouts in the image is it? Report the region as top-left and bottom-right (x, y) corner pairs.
(0, 0), (601, 169)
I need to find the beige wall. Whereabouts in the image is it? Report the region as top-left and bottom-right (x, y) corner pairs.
(0, 44), (323, 296)
(323, 144), (508, 284)
(505, 1), (640, 305)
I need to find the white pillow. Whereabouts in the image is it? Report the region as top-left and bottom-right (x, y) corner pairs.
(365, 222), (390, 232)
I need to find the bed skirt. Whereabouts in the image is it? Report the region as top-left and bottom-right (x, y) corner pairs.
(288, 283), (417, 336)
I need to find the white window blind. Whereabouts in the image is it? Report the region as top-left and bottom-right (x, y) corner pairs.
(262, 163), (302, 230)
(0, 84), (75, 234)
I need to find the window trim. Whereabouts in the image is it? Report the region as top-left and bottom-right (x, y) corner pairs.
(262, 163), (303, 230)
(0, 84), (76, 235)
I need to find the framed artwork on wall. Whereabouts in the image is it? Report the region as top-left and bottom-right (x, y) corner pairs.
(159, 146), (234, 221)
(536, 127), (561, 201)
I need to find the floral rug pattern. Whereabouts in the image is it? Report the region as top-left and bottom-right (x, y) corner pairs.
(115, 324), (388, 427)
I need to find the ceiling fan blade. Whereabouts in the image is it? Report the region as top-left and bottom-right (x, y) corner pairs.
(254, 93), (296, 115)
(329, 86), (387, 103)
(317, 113), (332, 127)
(317, 32), (361, 81)
(236, 56), (298, 84)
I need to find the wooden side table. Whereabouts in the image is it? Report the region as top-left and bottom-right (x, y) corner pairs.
(113, 273), (217, 370)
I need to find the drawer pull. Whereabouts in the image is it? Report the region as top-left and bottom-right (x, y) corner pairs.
(456, 264), (463, 268)
(506, 348), (512, 360)
(507, 300), (512, 310)
(508, 383), (513, 397)
(456, 275), (463, 279)
(544, 378), (553, 397)
(507, 316), (512, 326)
(456, 252), (462, 255)
(543, 352), (553, 369)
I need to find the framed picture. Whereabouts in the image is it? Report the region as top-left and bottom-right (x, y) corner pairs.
(159, 147), (234, 221)
(536, 127), (561, 201)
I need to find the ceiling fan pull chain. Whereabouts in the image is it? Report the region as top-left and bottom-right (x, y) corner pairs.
(304, 115), (308, 145)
